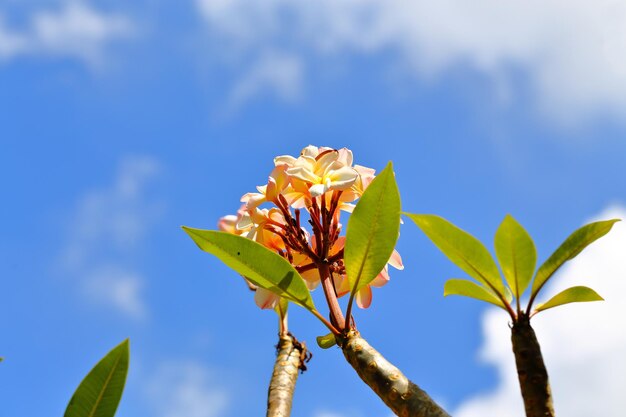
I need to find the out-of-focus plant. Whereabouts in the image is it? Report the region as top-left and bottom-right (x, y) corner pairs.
(407, 213), (618, 417)
(184, 145), (449, 417)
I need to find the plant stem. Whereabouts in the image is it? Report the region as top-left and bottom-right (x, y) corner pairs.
(339, 330), (450, 417)
(318, 262), (346, 330)
(511, 314), (555, 417)
(266, 334), (310, 417)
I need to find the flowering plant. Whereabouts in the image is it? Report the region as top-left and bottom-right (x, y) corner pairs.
(183, 145), (449, 417)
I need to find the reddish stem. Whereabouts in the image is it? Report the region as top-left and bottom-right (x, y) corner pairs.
(318, 262), (346, 330)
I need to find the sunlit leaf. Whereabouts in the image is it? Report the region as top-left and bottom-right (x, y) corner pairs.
(344, 162), (401, 294)
(64, 339), (129, 417)
(494, 215), (536, 301)
(535, 286), (604, 312)
(531, 219), (619, 300)
(444, 279), (508, 310)
(182, 228), (316, 311)
(316, 333), (337, 349)
(406, 214), (506, 297)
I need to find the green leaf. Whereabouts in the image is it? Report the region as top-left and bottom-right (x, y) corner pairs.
(64, 339), (129, 417)
(344, 162), (401, 294)
(494, 215), (536, 301)
(316, 333), (337, 349)
(531, 219), (620, 299)
(406, 213), (506, 297)
(274, 297), (289, 319)
(535, 286), (604, 312)
(182, 228), (316, 311)
(444, 279), (508, 310)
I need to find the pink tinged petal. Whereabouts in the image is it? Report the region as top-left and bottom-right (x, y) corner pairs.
(370, 267), (390, 287)
(339, 189), (359, 203)
(332, 236), (346, 252)
(336, 148), (353, 166)
(388, 250), (404, 270)
(356, 285), (373, 309)
(301, 145), (320, 158)
(236, 212), (254, 230)
(327, 166), (359, 190)
(339, 202), (356, 213)
(274, 155), (297, 166)
(333, 274), (350, 297)
(265, 177), (279, 201)
(254, 288), (279, 310)
(268, 208), (287, 225)
(354, 164), (376, 178)
(241, 192), (266, 209)
(316, 150), (340, 172)
(271, 165), (289, 190)
(217, 215), (238, 233)
(309, 182), (328, 197)
(301, 268), (321, 284)
(250, 208), (270, 224)
(287, 166), (319, 183)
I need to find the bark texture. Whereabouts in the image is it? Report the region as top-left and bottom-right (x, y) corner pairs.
(340, 330), (450, 417)
(511, 315), (555, 417)
(266, 335), (310, 417)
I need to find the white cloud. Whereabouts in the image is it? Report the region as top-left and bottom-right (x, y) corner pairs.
(0, 2), (133, 67)
(146, 361), (229, 417)
(196, 0), (626, 125)
(83, 266), (146, 319)
(455, 205), (626, 417)
(0, 15), (27, 58)
(225, 50), (304, 112)
(62, 156), (162, 320)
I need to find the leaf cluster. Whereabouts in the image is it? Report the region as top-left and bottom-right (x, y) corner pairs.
(407, 214), (618, 319)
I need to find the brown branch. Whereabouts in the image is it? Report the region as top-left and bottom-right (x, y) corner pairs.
(339, 330), (450, 417)
(511, 314), (555, 417)
(266, 334), (311, 417)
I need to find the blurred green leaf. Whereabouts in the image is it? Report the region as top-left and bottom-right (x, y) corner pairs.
(406, 214), (506, 297)
(444, 279), (508, 310)
(495, 215), (536, 301)
(531, 219), (619, 300)
(345, 162), (401, 294)
(64, 339), (129, 417)
(183, 228), (316, 311)
(535, 286), (604, 312)
(316, 333), (337, 349)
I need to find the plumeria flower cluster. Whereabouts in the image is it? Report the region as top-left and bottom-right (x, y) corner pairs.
(218, 145), (403, 312)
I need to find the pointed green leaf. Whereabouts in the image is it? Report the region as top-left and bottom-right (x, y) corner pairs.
(182, 228), (316, 311)
(495, 215), (536, 301)
(535, 286), (604, 312)
(344, 162), (401, 294)
(406, 213), (506, 297)
(531, 219), (619, 299)
(444, 279), (508, 310)
(64, 339), (129, 417)
(316, 333), (337, 349)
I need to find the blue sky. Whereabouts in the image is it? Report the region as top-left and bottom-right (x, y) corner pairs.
(2, 1), (626, 416)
